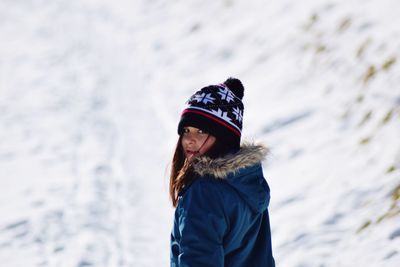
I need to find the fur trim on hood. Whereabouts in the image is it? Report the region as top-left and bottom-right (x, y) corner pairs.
(192, 142), (269, 179)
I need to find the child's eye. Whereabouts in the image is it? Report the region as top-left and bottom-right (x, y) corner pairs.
(182, 127), (207, 136)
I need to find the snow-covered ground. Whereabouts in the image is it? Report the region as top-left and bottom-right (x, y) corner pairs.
(0, 0), (399, 266)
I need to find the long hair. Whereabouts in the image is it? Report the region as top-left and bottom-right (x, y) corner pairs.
(169, 135), (235, 207)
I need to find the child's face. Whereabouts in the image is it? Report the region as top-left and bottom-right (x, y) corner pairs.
(181, 126), (216, 161)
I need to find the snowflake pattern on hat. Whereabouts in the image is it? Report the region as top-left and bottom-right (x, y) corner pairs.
(193, 92), (215, 104)
(185, 84), (244, 135)
(217, 87), (236, 103)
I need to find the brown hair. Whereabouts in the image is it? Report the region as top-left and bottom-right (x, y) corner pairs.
(169, 135), (235, 207)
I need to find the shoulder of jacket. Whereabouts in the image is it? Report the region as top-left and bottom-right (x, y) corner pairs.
(179, 176), (234, 201)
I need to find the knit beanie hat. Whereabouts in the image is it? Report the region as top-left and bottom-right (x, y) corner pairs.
(177, 77), (245, 150)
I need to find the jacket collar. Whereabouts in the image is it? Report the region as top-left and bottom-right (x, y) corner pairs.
(191, 142), (268, 179)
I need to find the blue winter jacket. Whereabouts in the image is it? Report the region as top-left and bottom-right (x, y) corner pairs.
(170, 143), (275, 267)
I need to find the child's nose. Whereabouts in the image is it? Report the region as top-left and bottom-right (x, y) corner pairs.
(186, 133), (199, 143)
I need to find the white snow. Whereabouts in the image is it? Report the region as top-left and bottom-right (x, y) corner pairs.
(1, 0), (399, 266)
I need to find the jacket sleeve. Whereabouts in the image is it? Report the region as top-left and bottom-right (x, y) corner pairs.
(177, 179), (228, 267)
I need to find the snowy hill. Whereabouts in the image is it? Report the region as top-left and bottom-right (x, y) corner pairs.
(0, 0), (399, 266)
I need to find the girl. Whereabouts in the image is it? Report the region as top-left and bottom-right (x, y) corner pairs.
(170, 78), (275, 267)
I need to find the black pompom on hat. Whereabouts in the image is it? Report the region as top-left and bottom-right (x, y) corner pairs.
(178, 77), (245, 150)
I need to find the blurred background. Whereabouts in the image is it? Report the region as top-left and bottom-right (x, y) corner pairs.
(0, 0), (399, 266)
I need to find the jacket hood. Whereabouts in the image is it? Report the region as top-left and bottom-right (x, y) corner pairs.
(192, 142), (271, 213)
